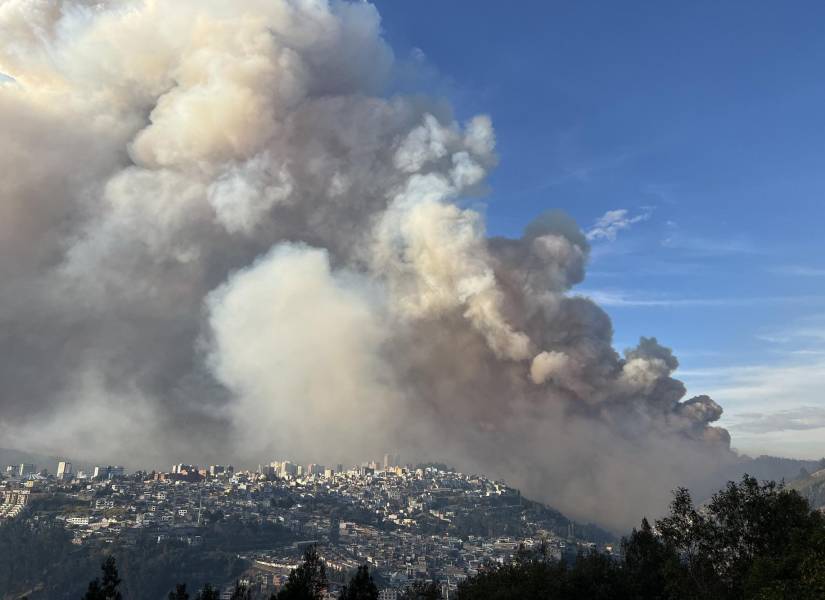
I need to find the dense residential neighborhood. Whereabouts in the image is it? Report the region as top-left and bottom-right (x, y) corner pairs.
(1, 458), (608, 597)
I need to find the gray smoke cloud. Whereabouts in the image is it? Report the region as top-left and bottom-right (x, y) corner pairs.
(0, 0), (733, 529)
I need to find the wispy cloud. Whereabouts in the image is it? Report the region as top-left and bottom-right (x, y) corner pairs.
(577, 289), (825, 309)
(785, 349), (825, 356)
(769, 265), (825, 277)
(660, 290), (825, 459)
(643, 182), (679, 205)
(660, 232), (759, 257)
(756, 330), (825, 345)
(527, 145), (645, 192)
(681, 359), (825, 411)
(678, 354), (825, 458)
(586, 208), (651, 242)
(729, 406), (825, 434)
(0, 72), (15, 84)
(754, 314), (825, 346)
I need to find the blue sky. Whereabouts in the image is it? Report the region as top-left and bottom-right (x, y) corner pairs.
(374, 0), (825, 460)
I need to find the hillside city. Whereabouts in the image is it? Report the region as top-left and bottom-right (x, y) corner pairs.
(0, 456), (611, 598)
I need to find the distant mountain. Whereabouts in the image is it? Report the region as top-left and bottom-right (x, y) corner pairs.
(710, 454), (824, 487)
(740, 455), (824, 482)
(789, 468), (825, 509)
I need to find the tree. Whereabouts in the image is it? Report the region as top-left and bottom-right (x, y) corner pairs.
(83, 556), (122, 600)
(454, 475), (825, 600)
(274, 546), (328, 600)
(799, 525), (825, 596)
(563, 551), (625, 600)
(169, 583), (190, 600)
(230, 581), (253, 600)
(656, 475), (825, 599)
(84, 581), (103, 600)
(196, 584), (220, 600)
(621, 518), (683, 599)
(339, 565), (379, 600)
(399, 581), (442, 600)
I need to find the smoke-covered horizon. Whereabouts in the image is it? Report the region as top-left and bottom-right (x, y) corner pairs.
(0, 0), (734, 530)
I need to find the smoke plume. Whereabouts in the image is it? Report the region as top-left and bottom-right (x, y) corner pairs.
(0, 0), (733, 529)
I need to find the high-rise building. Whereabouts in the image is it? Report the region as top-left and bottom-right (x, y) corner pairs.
(382, 454), (401, 469)
(280, 461), (297, 478)
(56, 461), (73, 480)
(93, 465), (124, 479)
(18, 463), (36, 477)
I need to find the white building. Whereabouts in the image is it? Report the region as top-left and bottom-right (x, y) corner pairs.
(57, 461), (73, 480)
(94, 465), (125, 479)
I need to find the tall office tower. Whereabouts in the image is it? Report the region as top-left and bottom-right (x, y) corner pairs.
(307, 464), (325, 476)
(383, 454), (391, 469)
(280, 461), (297, 478)
(56, 461), (73, 480)
(108, 466), (124, 478)
(18, 463), (36, 477)
(93, 466), (107, 479)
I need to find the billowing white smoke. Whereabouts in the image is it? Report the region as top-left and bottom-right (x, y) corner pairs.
(0, 0), (732, 529)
